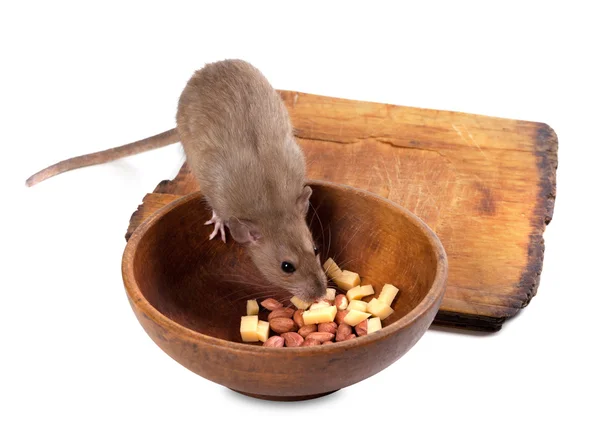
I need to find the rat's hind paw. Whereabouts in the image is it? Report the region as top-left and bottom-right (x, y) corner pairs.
(205, 210), (227, 243)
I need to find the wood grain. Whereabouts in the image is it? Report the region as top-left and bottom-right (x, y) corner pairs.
(124, 90), (558, 332)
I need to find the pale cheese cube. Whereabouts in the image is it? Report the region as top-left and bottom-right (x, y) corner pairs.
(367, 298), (394, 320)
(343, 309), (371, 326)
(378, 284), (399, 307)
(346, 284), (374, 301)
(310, 301), (330, 310)
(347, 300), (368, 312)
(240, 315), (259, 342)
(360, 285), (375, 297)
(290, 296), (311, 310)
(302, 305), (338, 325)
(246, 299), (259, 316)
(367, 317), (382, 334)
(325, 288), (336, 301)
(323, 258), (343, 279)
(256, 320), (270, 342)
(334, 270), (361, 291)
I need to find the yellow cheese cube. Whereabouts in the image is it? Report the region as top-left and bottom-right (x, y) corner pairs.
(346, 285), (363, 301)
(246, 299), (259, 316)
(290, 296), (311, 310)
(343, 309), (371, 326)
(347, 300), (368, 312)
(256, 320), (270, 342)
(240, 315), (259, 342)
(360, 285), (375, 296)
(334, 270), (361, 291)
(323, 258), (343, 279)
(346, 284), (374, 301)
(325, 288), (336, 301)
(366, 298), (394, 320)
(378, 284), (399, 307)
(302, 305), (338, 325)
(367, 317), (382, 334)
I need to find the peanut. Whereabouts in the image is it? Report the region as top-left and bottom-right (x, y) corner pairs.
(298, 324), (318, 338)
(355, 319), (368, 337)
(336, 323), (353, 342)
(267, 307), (295, 321)
(263, 336), (285, 348)
(335, 294), (348, 310)
(318, 321), (337, 334)
(306, 332), (335, 342)
(261, 298), (283, 311)
(269, 317), (297, 334)
(335, 309), (349, 325)
(281, 332), (304, 347)
(293, 309), (305, 328)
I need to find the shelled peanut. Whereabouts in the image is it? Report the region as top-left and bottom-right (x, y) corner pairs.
(239, 258), (401, 347)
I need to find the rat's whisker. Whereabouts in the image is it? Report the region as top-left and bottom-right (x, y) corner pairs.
(228, 291), (284, 305)
(325, 223), (332, 261)
(333, 222), (364, 261)
(218, 279), (278, 289)
(310, 201), (326, 249)
(335, 257), (359, 271)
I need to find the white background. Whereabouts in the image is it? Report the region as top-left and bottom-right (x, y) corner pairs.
(2, 1), (599, 444)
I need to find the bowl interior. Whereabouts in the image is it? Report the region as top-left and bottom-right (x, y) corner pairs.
(132, 183), (440, 343)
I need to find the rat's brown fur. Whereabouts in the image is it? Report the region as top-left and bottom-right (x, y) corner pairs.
(177, 60), (327, 300)
(26, 59), (327, 300)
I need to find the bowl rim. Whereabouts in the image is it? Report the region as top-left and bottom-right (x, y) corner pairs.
(122, 179), (448, 356)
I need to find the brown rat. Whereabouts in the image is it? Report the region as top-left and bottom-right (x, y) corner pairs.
(26, 59), (328, 302)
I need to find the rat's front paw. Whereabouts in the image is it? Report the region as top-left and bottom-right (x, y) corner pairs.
(204, 210), (227, 243)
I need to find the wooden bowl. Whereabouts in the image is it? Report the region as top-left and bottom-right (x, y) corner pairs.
(122, 180), (448, 401)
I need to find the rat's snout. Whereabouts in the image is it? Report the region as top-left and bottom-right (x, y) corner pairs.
(312, 268), (328, 300)
(292, 269), (328, 302)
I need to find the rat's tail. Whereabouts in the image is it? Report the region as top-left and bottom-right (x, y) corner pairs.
(25, 128), (180, 187)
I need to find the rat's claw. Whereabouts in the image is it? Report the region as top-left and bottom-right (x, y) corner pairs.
(205, 211), (227, 243)
(204, 210), (218, 225)
(208, 224), (220, 240)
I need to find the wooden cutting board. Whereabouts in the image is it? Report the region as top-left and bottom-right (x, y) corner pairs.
(125, 90), (558, 332)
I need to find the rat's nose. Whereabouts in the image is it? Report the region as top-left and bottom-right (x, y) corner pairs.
(313, 277), (328, 300)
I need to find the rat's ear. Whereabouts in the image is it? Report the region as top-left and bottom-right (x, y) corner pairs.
(227, 219), (262, 245)
(296, 185), (313, 216)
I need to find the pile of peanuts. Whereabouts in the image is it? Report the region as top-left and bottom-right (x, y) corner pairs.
(239, 258), (399, 347)
(258, 295), (362, 347)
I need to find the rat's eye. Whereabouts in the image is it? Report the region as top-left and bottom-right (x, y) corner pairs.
(281, 261), (296, 274)
(313, 246), (319, 256)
